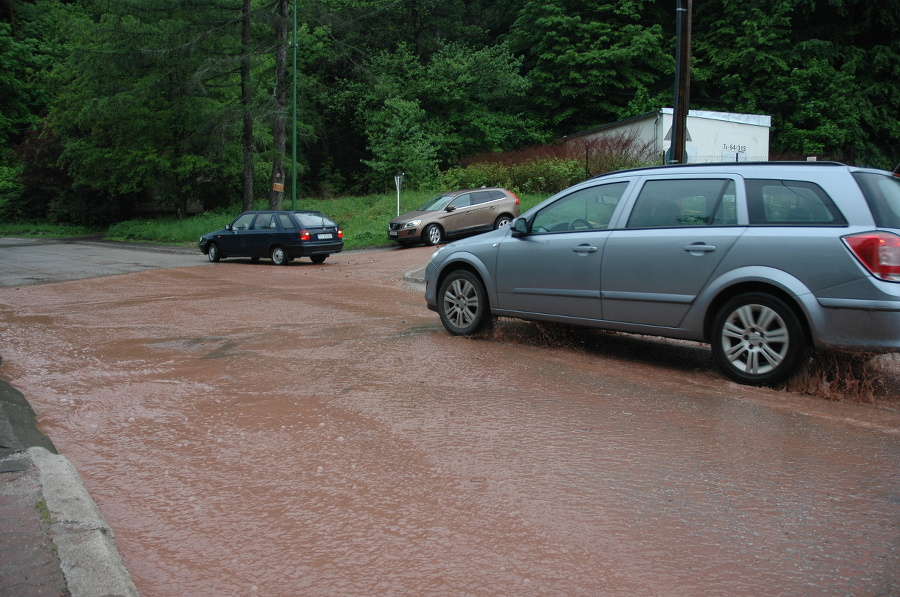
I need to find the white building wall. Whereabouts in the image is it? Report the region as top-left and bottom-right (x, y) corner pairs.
(568, 108), (772, 163)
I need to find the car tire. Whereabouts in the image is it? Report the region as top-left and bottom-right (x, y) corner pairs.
(207, 243), (221, 262)
(494, 215), (513, 229)
(270, 246), (288, 265)
(423, 224), (443, 246)
(310, 255), (327, 264)
(711, 292), (806, 386)
(437, 269), (492, 336)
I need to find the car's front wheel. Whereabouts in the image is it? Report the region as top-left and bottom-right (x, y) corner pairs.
(270, 246), (288, 265)
(711, 292), (806, 386)
(423, 224), (443, 246)
(206, 243), (221, 262)
(438, 269), (492, 336)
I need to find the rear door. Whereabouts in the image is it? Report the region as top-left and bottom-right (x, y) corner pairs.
(601, 176), (745, 327)
(468, 190), (502, 232)
(246, 212), (277, 258)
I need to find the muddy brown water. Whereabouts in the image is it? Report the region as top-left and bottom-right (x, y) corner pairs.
(1, 245), (898, 596)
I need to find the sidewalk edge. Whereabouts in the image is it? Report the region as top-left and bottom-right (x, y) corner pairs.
(29, 446), (139, 597)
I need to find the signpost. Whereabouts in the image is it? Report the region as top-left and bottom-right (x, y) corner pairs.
(395, 173), (404, 216)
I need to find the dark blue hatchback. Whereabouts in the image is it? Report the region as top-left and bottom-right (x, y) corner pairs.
(199, 210), (343, 265)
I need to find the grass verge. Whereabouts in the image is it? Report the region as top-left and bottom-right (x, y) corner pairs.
(95, 191), (551, 251)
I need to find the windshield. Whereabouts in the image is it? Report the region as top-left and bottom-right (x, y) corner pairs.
(853, 172), (900, 229)
(417, 194), (455, 211)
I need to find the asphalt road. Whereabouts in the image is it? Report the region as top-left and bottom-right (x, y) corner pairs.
(1, 237), (898, 596)
(0, 237), (206, 287)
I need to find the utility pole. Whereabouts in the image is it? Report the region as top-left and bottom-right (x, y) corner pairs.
(670, 0), (692, 164)
(291, 0), (298, 209)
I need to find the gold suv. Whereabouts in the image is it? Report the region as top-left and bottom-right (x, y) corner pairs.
(388, 187), (520, 246)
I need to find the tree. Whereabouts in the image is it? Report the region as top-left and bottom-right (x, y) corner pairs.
(46, 0), (262, 217)
(507, 0), (672, 135)
(362, 97), (439, 189)
(349, 41), (534, 189)
(692, 0), (900, 168)
(241, 0), (255, 212)
(267, 0), (288, 209)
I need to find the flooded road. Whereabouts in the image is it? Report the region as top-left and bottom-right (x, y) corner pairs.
(0, 241), (898, 596)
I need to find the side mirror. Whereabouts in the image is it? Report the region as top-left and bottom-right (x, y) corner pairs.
(511, 218), (529, 237)
(226, 224), (233, 231)
(445, 205), (457, 212)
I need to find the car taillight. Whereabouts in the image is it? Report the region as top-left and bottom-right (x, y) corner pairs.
(842, 231), (900, 282)
(337, 228), (343, 239)
(299, 230), (311, 240)
(511, 191), (520, 205)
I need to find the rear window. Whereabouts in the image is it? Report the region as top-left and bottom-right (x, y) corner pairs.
(853, 172), (900, 229)
(626, 179), (737, 228)
(252, 213), (275, 229)
(746, 179), (847, 226)
(295, 212), (337, 227)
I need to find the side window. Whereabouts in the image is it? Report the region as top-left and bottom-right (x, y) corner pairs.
(627, 179), (737, 228)
(231, 213), (255, 230)
(448, 194), (471, 209)
(746, 180), (847, 226)
(278, 214), (296, 229)
(470, 191), (493, 205)
(531, 182), (629, 233)
(252, 213), (275, 229)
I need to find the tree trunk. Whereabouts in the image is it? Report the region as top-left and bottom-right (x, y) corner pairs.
(268, 0), (289, 210)
(241, 0), (254, 212)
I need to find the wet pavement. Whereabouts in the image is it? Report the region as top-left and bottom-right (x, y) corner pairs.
(0, 239), (898, 596)
(1, 380), (137, 597)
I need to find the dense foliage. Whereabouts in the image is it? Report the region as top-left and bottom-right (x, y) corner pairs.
(1, 0), (898, 225)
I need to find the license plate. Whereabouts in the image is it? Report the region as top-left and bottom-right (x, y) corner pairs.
(389, 231), (398, 237)
(317, 233), (333, 239)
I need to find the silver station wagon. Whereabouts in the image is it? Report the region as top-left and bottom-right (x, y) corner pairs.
(424, 162), (900, 385)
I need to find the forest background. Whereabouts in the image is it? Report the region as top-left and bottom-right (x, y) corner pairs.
(0, 0), (898, 246)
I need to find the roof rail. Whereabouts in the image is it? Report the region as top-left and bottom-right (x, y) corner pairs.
(591, 161), (848, 179)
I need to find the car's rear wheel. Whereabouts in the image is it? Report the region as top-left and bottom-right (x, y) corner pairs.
(711, 292), (805, 386)
(494, 215), (513, 229)
(270, 246), (288, 265)
(438, 270), (492, 336)
(310, 255), (327, 264)
(207, 243), (220, 262)
(423, 224), (443, 246)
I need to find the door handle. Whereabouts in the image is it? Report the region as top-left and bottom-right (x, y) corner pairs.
(683, 243), (716, 254)
(573, 245), (598, 253)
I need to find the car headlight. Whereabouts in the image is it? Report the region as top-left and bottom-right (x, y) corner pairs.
(403, 220), (421, 228)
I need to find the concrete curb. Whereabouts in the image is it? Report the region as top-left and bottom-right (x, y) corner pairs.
(404, 267), (426, 286)
(29, 447), (139, 597)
